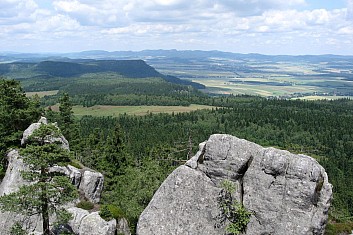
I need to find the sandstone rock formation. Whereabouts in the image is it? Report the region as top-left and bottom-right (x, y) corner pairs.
(21, 116), (69, 150)
(137, 134), (332, 235)
(0, 118), (130, 235)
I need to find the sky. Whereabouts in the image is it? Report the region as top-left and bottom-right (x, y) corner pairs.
(1, 0), (353, 55)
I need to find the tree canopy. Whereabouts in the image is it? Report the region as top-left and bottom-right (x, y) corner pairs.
(0, 124), (78, 235)
(0, 78), (41, 178)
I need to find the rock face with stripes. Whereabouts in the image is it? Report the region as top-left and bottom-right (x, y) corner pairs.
(137, 134), (332, 235)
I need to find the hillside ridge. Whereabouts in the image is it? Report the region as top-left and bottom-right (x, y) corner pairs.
(0, 59), (205, 89)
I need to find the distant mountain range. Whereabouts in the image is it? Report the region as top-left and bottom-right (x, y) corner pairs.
(1, 50), (353, 63)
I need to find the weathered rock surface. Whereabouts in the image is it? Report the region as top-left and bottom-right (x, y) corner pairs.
(137, 134), (332, 235)
(80, 212), (116, 235)
(68, 208), (118, 235)
(116, 217), (131, 235)
(0, 149), (28, 196)
(0, 118), (126, 235)
(79, 170), (104, 203)
(68, 207), (131, 235)
(21, 116), (69, 150)
(51, 165), (82, 188)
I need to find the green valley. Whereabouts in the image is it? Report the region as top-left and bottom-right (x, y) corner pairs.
(1, 51), (353, 234)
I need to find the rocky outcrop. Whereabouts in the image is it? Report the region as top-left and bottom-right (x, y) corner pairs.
(137, 134), (332, 235)
(0, 118), (129, 235)
(49, 166), (103, 203)
(21, 117), (69, 150)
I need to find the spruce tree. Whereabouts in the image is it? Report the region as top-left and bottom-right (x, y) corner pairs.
(0, 78), (41, 178)
(59, 93), (74, 138)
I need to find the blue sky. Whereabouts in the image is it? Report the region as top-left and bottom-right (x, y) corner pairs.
(1, 0), (352, 55)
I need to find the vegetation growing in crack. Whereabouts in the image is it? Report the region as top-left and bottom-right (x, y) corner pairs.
(218, 179), (252, 235)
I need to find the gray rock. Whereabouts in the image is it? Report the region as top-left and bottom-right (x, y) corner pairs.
(185, 142), (206, 169)
(116, 218), (131, 235)
(68, 165), (82, 187)
(21, 117), (69, 150)
(79, 170), (104, 203)
(0, 149), (29, 196)
(137, 165), (223, 235)
(0, 211), (42, 235)
(137, 134), (332, 235)
(50, 165), (82, 188)
(0, 119), (110, 234)
(79, 212), (116, 235)
(67, 207), (90, 234)
(68, 207), (131, 235)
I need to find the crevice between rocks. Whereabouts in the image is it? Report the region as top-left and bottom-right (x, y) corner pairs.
(312, 174), (324, 207)
(197, 144), (207, 165)
(92, 177), (103, 199)
(238, 155), (254, 205)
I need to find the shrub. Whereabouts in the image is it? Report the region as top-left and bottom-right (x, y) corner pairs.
(69, 159), (82, 169)
(99, 204), (126, 221)
(76, 200), (94, 210)
(218, 180), (252, 235)
(325, 222), (353, 235)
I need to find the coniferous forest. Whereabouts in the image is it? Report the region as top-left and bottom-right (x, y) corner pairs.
(1, 76), (353, 234)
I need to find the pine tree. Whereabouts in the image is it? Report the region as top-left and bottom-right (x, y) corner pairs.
(0, 124), (78, 235)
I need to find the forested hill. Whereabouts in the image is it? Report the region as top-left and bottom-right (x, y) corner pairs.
(0, 59), (205, 89)
(35, 60), (162, 78)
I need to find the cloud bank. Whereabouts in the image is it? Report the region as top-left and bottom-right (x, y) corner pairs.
(1, 0), (352, 54)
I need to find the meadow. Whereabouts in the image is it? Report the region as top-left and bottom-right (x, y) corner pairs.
(50, 104), (215, 117)
(26, 90), (59, 97)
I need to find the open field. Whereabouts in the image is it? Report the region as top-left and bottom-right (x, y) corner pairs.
(149, 57), (353, 98)
(26, 90), (59, 98)
(50, 104), (215, 117)
(193, 79), (322, 96)
(294, 95), (353, 100)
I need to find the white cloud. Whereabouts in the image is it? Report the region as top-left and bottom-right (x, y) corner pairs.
(347, 0), (353, 19)
(338, 26), (353, 34)
(36, 14), (81, 32)
(0, 0), (38, 24)
(0, 0), (352, 54)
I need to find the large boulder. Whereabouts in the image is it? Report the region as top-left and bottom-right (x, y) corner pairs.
(137, 134), (332, 235)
